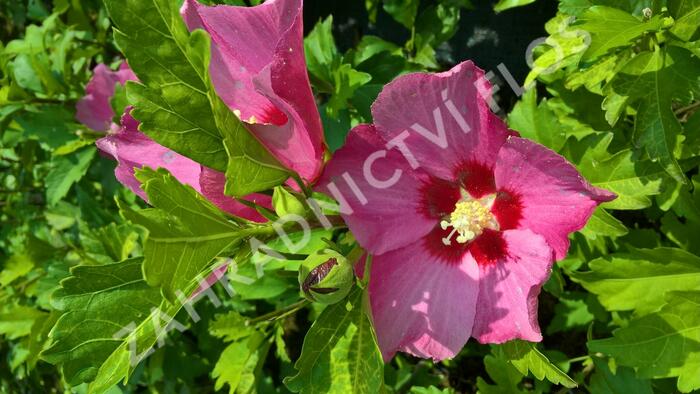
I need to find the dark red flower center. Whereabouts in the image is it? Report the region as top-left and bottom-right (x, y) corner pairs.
(419, 162), (523, 266)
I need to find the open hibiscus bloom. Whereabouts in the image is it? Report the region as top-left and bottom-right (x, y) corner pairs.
(181, 0), (325, 182)
(318, 61), (615, 361)
(77, 62), (270, 222)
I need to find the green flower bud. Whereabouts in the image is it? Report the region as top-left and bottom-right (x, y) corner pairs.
(298, 250), (354, 305)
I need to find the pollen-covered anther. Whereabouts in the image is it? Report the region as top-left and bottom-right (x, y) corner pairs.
(441, 199), (498, 246)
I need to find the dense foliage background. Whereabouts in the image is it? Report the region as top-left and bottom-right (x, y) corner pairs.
(1, 0), (699, 393)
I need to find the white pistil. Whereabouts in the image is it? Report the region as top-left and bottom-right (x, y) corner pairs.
(441, 197), (498, 246)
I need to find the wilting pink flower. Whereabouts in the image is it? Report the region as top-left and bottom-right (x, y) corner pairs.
(76, 62), (137, 132)
(181, 0), (325, 182)
(318, 61), (615, 361)
(77, 63), (271, 222)
(95, 110), (271, 222)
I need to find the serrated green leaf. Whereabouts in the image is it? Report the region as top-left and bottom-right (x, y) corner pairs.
(210, 311), (252, 342)
(570, 247), (700, 315)
(41, 258), (183, 393)
(669, 0), (700, 41)
(495, 340), (577, 388)
(45, 146), (96, 206)
(213, 332), (269, 394)
(120, 168), (249, 303)
(589, 357), (653, 394)
(104, 0), (228, 171)
(604, 46), (700, 183)
(577, 7), (666, 62)
(220, 112), (289, 197)
(588, 291), (700, 393)
(526, 14), (590, 85)
(580, 207), (628, 238)
(507, 89), (568, 152)
(477, 354), (526, 394)
(566, 133), (667, 210)
(284, 287), (384, 393)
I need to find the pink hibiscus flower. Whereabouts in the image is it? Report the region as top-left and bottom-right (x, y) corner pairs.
(78, 62), (270, 222)
(181, 0), (326, 183)
(318, 61), (615, 361)
(75, 62), (136, 132)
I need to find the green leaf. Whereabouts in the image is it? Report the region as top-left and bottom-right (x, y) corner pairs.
(104, 0), (226, 171)
(494, 0), (537, 13)
(15, 105), (78, 149)
(320, 106), (351, 152)
(0, 305), (45, 340)
(526, 14), (590, 85)
(570, 247), (700, 315)
(507, 89), (568, 152)
(588, 291), (700, 393)
(495, 340), (578, 388)
(383, 0), (420, 29)
(304, 16), (338, 90)
(351, 36), (401, 66)
(577, 7), (666, 62)
(589, 357), (653, 394)
(285, 286), (384, 393)
(580, 207), (628, 238)
(304, 17), (372, 115)
(0, 254), (34, 287)
(604, 46), (700, 183)
(327, 64), (372, 116)
(219, 108), (289, 197)
(41, 258), (183, 393)
(566, 133), (667, 210)
(565, 52), (627, 93)
(213, 332), (270, 394)
(210, 311), (252, 342)
(547, 293), (596, 334)
(45, 147), (96, 206)
(476, 354), (527, 394)
(121, 168), (247, 302)
(669, 0), (700, 41)
(414, 1), (469, 52)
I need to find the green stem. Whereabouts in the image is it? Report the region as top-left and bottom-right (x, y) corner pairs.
(568, 355), (591, 363)
(290, 172), (313, 199)
(235, 197), (278, 221)
(246, 299), (309, 325)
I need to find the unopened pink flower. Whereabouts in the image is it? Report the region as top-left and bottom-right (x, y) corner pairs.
(318, 61), (615, 361)
(181, 0), (326, 183)
(76, 62), (137, 132)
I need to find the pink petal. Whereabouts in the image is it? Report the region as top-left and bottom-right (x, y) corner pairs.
(493, 137), (615, 260)
(76, 62), (137, 132)
(96, 111), (202, 200)
(317, 125), (436, 255)
(181, 0), (324, 182)
(371, 61), (511, 180)
(191, 263), (229, 299)
(369, 240), (479, 361)
(471, 229), (554, 343)
(199, 167), (272, 222)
